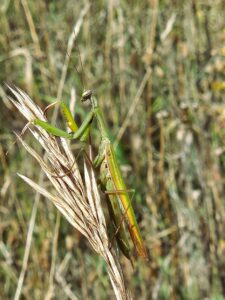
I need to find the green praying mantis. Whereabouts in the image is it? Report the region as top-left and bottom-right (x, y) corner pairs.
(34, 89), (148, 261)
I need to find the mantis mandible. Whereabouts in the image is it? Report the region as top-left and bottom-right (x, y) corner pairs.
(34, 89), (148, 260)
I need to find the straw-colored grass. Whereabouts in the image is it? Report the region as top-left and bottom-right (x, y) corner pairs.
(7, 85), (131, 300)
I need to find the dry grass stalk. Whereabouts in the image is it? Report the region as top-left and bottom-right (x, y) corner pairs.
(7, 85), (131, 300)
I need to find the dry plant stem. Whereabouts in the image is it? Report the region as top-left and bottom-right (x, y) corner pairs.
(55, 253), (79, 300)
(21, 0), (42, 58)
(144, 0), (158, 223)
(116, 6), (126, 108)
(13, 6), (90, 299)
(14, 184), (42, 300)
(158, 117), (168, 212)
(7, 48), (33, 94)
(105, 0), (113, 86)
(8, 85), (131, 300)
(45, 211), (61, 300)
(114, 67), (152, 148)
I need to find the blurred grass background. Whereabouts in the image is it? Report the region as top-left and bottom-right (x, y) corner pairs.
(1, 0), (225, 299)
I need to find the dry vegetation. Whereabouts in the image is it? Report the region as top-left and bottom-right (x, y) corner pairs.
(0, 1), (225, 299)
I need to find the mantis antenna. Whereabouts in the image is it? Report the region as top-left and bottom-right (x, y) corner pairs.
(64, 38), (87, 94)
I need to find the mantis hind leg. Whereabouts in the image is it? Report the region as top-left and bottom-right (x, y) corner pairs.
(105, 188), (136, 242)
(104, 178), (133, 263)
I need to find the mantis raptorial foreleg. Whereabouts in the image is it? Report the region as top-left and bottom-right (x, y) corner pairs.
(34, 103), (94, 141)
(33, 101), (91, 177)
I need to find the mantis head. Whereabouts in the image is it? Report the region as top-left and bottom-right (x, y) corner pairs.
(81, 89), (97, 108)
(81, 89), (92, 102)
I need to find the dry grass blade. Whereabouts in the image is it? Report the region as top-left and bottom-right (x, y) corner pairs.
(7, 85), (131, 300)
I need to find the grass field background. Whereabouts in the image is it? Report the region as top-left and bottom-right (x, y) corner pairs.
(1, 1), (225, 299)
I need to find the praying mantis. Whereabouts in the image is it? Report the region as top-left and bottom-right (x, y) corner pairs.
(34, 89), (148, 261)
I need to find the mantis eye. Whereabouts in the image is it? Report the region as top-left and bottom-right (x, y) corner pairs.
(81, 89), (92, 102)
